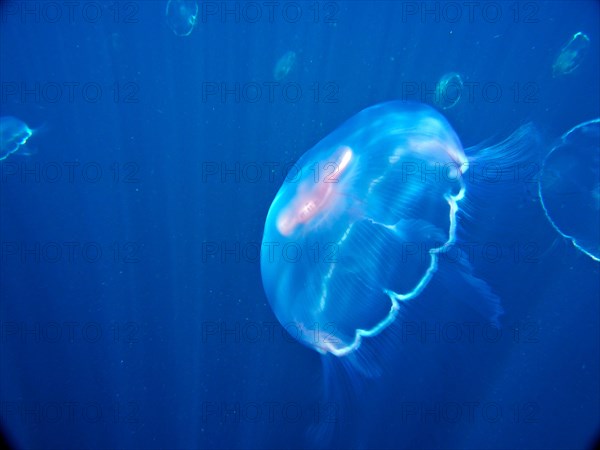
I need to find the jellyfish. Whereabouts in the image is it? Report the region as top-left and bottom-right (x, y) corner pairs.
(552, 32), (590, 77)
(0, 116), (33, 161)
(165, 0), (198, 37)
(261, 101), (536, 365)
(538, 119), (599, 261)
(273, 51), (297, 81)
(435, 72), (463, 110)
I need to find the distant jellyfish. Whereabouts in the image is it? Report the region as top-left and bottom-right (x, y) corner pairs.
(274, 51), (297, 81)
(435, 72), (463, 110)
(111, 32), (122, 51)
(552, 32), (590, 77)
(539, 119), (599, 261)
(0, 116), (33, 161)
(166, 0), (198, 37)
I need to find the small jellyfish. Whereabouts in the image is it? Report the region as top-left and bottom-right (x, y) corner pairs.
(261, 101), (536, 362)
(552, 32), (590, 77)
(274, 51), (297, 81)
(165, 0), (198, 37)
(539, 119), (599, 261)
(435, 72), (463, 110)
(0, 116), (33, 161)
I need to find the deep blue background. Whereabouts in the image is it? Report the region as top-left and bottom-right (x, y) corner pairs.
(1, 1), (599, 449)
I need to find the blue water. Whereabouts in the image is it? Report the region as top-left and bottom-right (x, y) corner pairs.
(1, 1), (598, 449)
